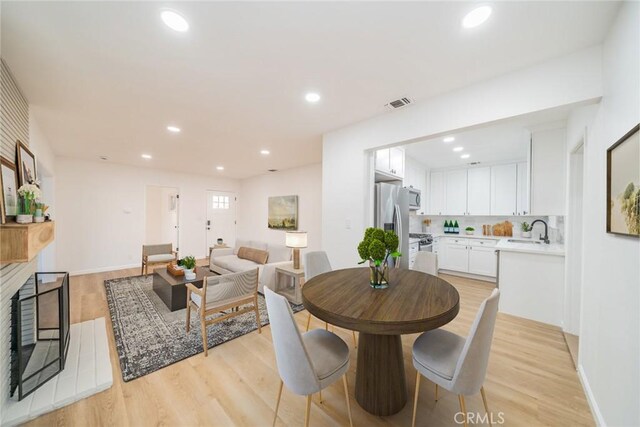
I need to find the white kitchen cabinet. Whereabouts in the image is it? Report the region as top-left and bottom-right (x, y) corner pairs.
(429, 171), (445, 215)
(375, 147), (404, 179)
(467, 167), (491, 215)
(491, 163), (518, 215)
(441, 240), (469, 271)
(468, 246), (497, 276)
(445, 169), (467, 215)
(409, 241), (419, 269)
(516, 161), (530, 215)
(530, 127), (566, 215)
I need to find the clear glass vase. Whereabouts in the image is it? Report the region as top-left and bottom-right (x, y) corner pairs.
(369, 261), (389, 289)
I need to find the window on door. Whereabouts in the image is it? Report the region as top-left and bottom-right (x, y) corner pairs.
(212, 195), (230, 209)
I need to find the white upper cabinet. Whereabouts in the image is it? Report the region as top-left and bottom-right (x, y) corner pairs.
(445, 169), (468, 215)
(516, 161), (530, 215)
(491, 163), (518, 215)
(467, 167), (491, 215)
(429, 171), (445, 215)
(530, 128), (566, 215)
(375, 147), (404, 179)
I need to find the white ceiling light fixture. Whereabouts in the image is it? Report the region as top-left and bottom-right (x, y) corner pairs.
(260, 150), (270, 155)
(216, 166), (224, 171)
(142, 154), (152, 159)
(460, 154), (470, 159)
(453, 146), (464, 152)
(161, 10), (189, 32)
(462, 6), (492, 29)
(443, 136), (455, 143)
(167, 125), (181, 133)
(305, 92), (321, 103)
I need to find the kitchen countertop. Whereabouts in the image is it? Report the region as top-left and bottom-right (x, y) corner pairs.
(433, 233), (565, 256)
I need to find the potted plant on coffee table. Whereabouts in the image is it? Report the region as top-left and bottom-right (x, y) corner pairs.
(182, 256), (197, 280)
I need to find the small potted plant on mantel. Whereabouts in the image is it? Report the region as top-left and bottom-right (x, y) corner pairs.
(521, 222), (533, 238)
(16, 183), (41, 224)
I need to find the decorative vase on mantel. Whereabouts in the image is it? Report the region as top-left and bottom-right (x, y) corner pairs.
(369, 261), (389, 289)
(16, 197), (33, 224)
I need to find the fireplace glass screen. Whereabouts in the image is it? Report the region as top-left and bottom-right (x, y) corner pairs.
(10, 272), (70, 400)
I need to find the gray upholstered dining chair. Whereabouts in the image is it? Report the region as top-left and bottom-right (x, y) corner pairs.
(304, 251), (357, 347)
(141, 243), (177, 275)
(264, 287), (353, 427)
(411, 289), (500, 427)
(412, 251), (438, 276)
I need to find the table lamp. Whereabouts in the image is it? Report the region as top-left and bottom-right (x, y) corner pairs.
(286, 231), (307, 270)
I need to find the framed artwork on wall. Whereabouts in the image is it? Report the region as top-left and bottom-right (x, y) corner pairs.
(16, 140), (38, 186)
(268, 195), (298, 230)
(0, 157), (19, 223)
(607, 123), (639, 237)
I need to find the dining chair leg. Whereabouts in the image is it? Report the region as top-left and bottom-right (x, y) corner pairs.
(352, 331), (357, 347)
(318, 390), (323, 403)
(458, 395), (468, 427)
(304, 395), (312, 427)
(272, 380), (283, 427)
(435, 383), (439, 402)
(254, 295), (262, 334)
(412, 371), (421, 427)
(480, 386), (492, 426)
(342, 375), (353, 427)
(141, 263), (144, 276)
(325, 322), (328, 331)
(306, 313), (312, 331)
(201, 317), (208, 357)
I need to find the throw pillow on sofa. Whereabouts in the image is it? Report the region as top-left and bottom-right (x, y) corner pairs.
(237, 247), (269, 264)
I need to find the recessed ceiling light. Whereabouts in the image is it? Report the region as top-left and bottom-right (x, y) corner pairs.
(462, 6), (492, 29)
(461, 154), (470, 159)
(443, 137), (455, 143)
(305, 92), (321, 103)
(260, 150), (270, 155)
(216, 166), (224, 171)
(167, 126), (181, 133)
(142, 154), (152, 159)
(453, 146), (464, 152)
(161, 10), (189, 32)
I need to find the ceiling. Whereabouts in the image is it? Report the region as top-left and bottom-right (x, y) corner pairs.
(404, 105), (575, 169)
(1, 1), (619, 179)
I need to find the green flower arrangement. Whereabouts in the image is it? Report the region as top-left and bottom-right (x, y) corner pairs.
(357, 227), (402, 266)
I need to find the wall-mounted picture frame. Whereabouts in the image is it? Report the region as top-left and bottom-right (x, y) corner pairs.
(607, 123), (639, 237)
(16, 140), (38, 186)
(268, 195), (298, 230)
(1, 157), (19, 223)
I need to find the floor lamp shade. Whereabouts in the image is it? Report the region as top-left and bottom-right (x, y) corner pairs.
(286, 232), (307, 269)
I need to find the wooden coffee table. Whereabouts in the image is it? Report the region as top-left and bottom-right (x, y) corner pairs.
(152, 266), (216, 311)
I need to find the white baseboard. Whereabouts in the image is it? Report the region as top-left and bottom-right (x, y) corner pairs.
(577, 364), (606, 426)
(69, 263), (140, 276)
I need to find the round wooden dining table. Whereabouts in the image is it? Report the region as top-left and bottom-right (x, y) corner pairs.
(302, 267), (460, 416)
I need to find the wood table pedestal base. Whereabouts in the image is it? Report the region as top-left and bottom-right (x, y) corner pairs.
(355, 333), (407, 416)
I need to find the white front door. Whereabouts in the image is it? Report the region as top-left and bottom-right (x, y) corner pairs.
(206, 191), (237, 252)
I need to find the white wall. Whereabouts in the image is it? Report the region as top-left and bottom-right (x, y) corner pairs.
(237, 163), (322, 254)
(574, 3), (639, 425)
(55, 157), (239, 274)
(322, 46), (603, 269)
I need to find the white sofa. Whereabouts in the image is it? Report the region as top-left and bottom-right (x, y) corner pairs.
(209, 239), (292, 292)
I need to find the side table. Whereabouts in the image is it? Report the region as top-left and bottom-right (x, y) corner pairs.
(274, 263), (305, 304)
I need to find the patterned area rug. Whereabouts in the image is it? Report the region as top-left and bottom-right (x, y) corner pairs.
(104, 274), (304, 382)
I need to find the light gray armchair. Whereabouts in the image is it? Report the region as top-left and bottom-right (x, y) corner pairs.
(264, 287), (353, 427)
(141, 243), (177, 275)
(186, 268), (261, 357)
(411, 289), (500, 427)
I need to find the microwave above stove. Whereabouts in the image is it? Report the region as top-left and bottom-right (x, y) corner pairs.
(406, 187), (421, 210)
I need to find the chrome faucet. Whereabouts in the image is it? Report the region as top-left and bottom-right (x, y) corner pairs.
(531, 219), (550, 244)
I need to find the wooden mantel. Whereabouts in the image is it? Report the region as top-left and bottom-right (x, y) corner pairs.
(0, 221), (55, 263)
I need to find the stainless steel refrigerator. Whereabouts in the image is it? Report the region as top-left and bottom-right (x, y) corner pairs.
(374, 182), (409, 269)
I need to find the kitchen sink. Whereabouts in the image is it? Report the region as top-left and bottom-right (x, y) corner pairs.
(507, 239), (542, 244)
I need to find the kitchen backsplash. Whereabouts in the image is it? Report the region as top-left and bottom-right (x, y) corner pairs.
(410, 213), (565, 243)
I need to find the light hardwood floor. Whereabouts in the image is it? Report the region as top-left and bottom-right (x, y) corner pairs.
(25, 266), (594, 427)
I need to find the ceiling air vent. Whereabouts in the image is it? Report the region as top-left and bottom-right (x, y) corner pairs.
(385, 97), (413, 110)
(469, 162), (481, 165)
(268, 169), (278, 173)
